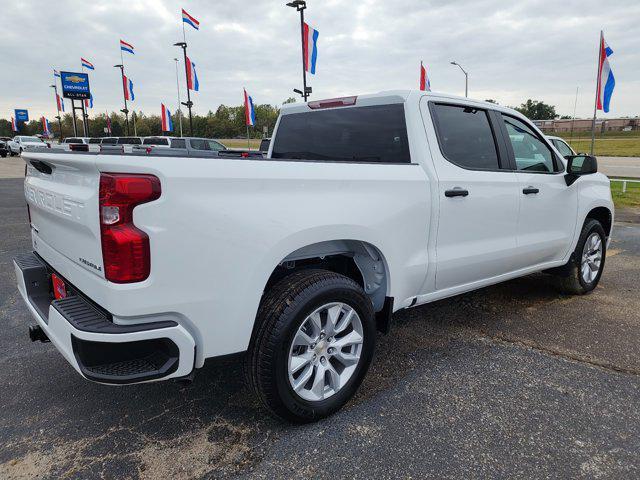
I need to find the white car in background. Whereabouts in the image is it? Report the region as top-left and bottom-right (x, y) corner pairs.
(547, 135), (577, 157)
(8, 136), (48, 155)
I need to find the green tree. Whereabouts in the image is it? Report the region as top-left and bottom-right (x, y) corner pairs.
(515, 99), (557, 120)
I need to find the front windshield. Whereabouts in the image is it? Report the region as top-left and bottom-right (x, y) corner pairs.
(21, 136), (43, 143)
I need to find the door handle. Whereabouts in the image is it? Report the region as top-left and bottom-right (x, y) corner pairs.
(522, 187), (539, 195)
(445, 189), (469, 198)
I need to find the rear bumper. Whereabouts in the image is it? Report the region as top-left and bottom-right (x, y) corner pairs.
(14, 252), (196, 385)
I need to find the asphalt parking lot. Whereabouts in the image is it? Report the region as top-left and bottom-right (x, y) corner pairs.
(1, 173), (640, 479)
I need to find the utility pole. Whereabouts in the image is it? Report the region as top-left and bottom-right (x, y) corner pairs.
(450, 61), (468, 97)
(50, 84), (63, 141)
(174, 42), (194, 135)
(286, 1), (311, 102)
(174, 57), (183, 137)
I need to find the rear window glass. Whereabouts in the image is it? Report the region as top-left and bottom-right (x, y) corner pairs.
(271, 104), (410, 163)
(171, 139), (186, 148)
(431, 104), (499, 170)
(88, 138), (102, 144)
(65, 138), (82, 143)
(102, 138), (118, 145)
(118, 137), (142, 145)
(143, 137), (169, 146)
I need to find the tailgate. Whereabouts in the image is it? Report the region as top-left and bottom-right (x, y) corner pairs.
(24, 152), (105, 278)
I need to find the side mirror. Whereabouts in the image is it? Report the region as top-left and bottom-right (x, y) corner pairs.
(565, 155), (598, 186)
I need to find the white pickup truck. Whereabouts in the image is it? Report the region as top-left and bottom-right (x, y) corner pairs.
(14, 91), (613, 422)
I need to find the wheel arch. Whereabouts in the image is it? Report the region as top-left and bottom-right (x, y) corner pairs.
(264, 239), (391, 314)
(585, 206), (612, 237)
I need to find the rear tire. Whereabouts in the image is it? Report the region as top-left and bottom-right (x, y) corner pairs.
(554, 219), (607, 295)
(246, 269), (376, 423)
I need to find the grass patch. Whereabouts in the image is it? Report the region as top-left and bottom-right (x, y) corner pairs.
(611, 179), (640, 209)
(552, 131), (640, 157)
(564, 138), (640, 157)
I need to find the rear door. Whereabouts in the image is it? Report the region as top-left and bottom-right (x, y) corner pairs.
(424, 101), (521, 291)
(498, 114), (578, 267)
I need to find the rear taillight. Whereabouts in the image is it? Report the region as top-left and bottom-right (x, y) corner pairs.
(99, 173), (161, 283)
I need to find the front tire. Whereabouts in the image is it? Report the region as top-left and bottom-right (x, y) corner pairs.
(246, 269), (376, 423)
(554, 218), (607, 295)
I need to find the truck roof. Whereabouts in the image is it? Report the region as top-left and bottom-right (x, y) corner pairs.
(280, 90), (514, 115)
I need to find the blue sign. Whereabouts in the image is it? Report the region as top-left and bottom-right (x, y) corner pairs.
(60, 71), (91, 100)
(14, 109), (28, 122)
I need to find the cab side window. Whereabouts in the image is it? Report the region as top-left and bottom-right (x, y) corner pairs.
(431, 104), (500, 170)
(189, 139), (207, 150)
(502, 115), (557, 173)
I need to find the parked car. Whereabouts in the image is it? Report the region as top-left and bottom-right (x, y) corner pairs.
(117, 137), (143, 145)
(142, 136), (174, 148)
(134, 137), (227, 155)
(0, 138), (9, 157)
(8, 135), (48, 155)
(547, 135), (577, 157)
(14, 90), (613, 423)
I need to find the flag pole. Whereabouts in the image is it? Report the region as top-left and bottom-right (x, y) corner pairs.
(175, 42), (194, 136)
(174, 58), (183, 137)
(299, 4), (309, 101)
(80, 63), (89, 137)
(50, 80), (63, 141)
(116, 44), (130, 135)
(569, 86), (579, 148)
(245, 87), (250, 149)
(590, 31), (603, 156)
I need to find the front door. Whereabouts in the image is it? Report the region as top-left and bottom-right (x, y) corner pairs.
(499, 114), (578, 268)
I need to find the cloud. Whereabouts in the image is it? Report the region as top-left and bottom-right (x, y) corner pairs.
(1, 0), (638, 120)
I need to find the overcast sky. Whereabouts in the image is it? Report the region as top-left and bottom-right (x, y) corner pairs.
(2, 0), (639, 121)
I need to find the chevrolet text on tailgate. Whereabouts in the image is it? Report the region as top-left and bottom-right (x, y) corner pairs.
(15, 91), (614, 422)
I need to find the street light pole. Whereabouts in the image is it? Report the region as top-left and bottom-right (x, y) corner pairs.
(174, 42), (194, 136)
(286, 1), (311, 102)
(174, 57), (183, 137)
(114, 64), (130, 135)
(50, 84), (63, 141)
(450, 61), (469, 98)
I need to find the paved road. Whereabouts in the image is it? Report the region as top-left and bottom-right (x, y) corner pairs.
(0, 156), (25, 179)
(598, 156), (640, 178)
(1, 177), (640, 479)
